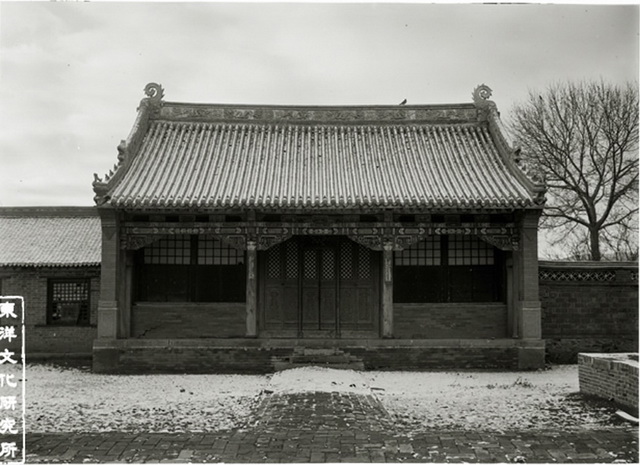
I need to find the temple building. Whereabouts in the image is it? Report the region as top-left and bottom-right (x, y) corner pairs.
(91, 83), (547, 373)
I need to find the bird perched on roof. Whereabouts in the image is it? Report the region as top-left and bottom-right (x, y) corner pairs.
(399, 99), (407, 105)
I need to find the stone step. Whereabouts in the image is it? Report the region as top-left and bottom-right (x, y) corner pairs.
(273, 360), (365, 372)
(272, 347), (365, 371)
(294, 347), (341, 356)
(289, 355), (357, 364)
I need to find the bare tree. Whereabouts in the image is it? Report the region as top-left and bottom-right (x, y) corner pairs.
(510, 81), (639, 261)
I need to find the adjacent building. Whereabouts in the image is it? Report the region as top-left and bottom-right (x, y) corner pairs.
(0, 207), (101, 356)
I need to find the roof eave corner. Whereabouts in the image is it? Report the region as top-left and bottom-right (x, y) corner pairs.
(472, 84), (547, 208)
(93, 82), (165, 207)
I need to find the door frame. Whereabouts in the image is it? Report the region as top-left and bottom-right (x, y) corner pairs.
(258, 235), (380, 338)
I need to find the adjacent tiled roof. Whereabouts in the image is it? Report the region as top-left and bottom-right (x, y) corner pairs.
(0, 208), (101, 267)
(95, 84), (545, 211)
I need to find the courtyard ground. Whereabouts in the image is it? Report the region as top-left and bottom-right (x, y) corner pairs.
(13, 364), (640, 462)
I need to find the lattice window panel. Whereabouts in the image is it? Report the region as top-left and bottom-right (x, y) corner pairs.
(395, 236), (441, 266)
(303, 250), (317, 279)
(52, 281), (89, 302)
(285, 241), (299, 279)
(144, 235), (191, 265)
(358, 245), (371, 279)
(539, 270), (616, 282)
(50, 280), (90, 325)
(322, 249), (335, 280)
(198, 237), (244, 265)
(340, 241), (353, 279)
(266, 244), (282, 279)
(631, 271), (638, 282)
(448, 235), (494, 266)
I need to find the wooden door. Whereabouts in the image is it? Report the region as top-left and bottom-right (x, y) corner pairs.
(260, 236), (379, 338)
(261, 239), (300, 336)
(301, 245), (337, 335)
(338, 239), (379, 336)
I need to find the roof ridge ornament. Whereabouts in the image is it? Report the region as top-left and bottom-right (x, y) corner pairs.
(472, 84), (493, 106)
(144, 82), (165, 103)
(472, 84), (497, 124)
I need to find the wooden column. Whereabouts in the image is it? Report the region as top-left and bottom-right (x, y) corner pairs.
(506, 255), (518, 338)
(245, 240), (257, 337)
(382, 241), (394, 338)
(119, 252), (133, 338)
(97, 208), (119, 339)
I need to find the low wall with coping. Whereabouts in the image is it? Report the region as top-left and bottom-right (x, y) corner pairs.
(540, 261), (638, 363)
(578, 353), (639, 414)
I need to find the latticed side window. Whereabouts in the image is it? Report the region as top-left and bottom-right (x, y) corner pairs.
(285, 241), (299, 279)
(144, 235), (191, 265)
(448, 235), (494, 266)
(197, 237), (244, 265)
(340, 240), (353, 279)
(48, 279), (90, 325)
(358, 244), (372, 279)
(303, 250), (317, 279)
(322, 249), (335, 280)
(394, 236), (441, 266)
(137, 235), (246, 303)
(266, 243), (282, 279)
(394, 234), (502, 303)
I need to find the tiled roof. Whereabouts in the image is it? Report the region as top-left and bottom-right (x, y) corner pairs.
(0, 209), (101, 267)
(110, 122), (534, 209)
(95, 84), (545, 211)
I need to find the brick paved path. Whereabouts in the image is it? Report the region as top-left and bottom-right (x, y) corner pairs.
(22, 392), (639, 463)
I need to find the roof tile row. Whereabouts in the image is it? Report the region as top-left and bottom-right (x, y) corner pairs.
(109, 121), (534, 210)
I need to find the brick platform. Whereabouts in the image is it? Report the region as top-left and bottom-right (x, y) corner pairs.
(579, 353), (639, 413)
(22, 391), (639, 463)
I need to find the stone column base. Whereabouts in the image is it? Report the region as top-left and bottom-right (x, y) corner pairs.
(97, 300), (118, 338)
(518, 340), (546, 370)
(518, 300), (542, 339)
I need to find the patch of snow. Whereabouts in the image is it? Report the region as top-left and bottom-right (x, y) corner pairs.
(268, 367), (370, 394)
(23, 364), (269, 433)
(19, 363), (629, 433)
(367, 366), (624, 431)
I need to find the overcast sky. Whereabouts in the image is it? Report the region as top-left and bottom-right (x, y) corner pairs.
(0, 1), (638, 207)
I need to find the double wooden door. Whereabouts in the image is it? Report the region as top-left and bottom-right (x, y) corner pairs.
(260, 236), (379, 337)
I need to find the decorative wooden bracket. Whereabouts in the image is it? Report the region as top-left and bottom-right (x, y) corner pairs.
(347, 235), (384, 251)
(121, 234), (159, 250)
(256, 233), (293, 250)
(479, 234), (520, 251)
(203, 234), (247, 250)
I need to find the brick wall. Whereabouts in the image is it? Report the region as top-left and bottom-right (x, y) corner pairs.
(394, 303), (507, 339)
(131, 302), (246, 338)
(0, 266), (100, 355)
(3, 260), (638, 364)
(540, 262), (638, 363)
(578, 353), (638, 414)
